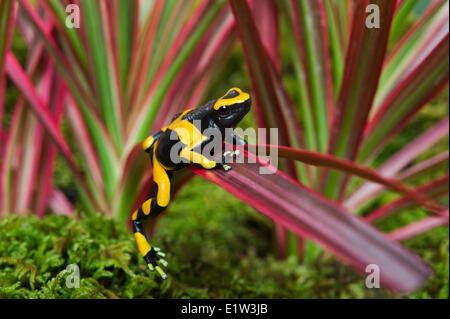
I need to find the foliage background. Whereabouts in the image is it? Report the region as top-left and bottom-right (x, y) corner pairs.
(0, 0), (448, 298)
(1, 47), (448, 301)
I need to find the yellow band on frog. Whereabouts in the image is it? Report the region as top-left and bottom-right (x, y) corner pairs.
(152, 144), (171, 207)
(142, 136), (155, 151)
(214, 87), (250, 110)
(142, 199), (152, 215)
(134, 232), (151, 256)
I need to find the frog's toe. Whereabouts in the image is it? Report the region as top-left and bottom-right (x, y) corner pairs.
(158, 258), (168, 267)
(223, 150), (233, 157)
(147, 260), (168, 279)
(155, 265), (168, 280)
(223, 150), (236, 160)
(145, 247), (169, 279)
(223, 150), (241, 162)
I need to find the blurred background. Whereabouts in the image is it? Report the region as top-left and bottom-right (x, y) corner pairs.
(0, 0), (448, 298)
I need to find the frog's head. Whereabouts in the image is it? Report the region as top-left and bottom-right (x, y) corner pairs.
(213, 88), (251, 128)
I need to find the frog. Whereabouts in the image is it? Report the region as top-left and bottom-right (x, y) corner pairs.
(132, 88), (251, 279)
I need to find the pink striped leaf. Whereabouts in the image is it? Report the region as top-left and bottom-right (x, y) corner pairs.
(35, 75), (67, 217)
(0, 0), (16, 151)
(14, 59), (54, 214)
(387, 210), (449, 242)
(230, 0), (305, 180)
(360, 35), (449, 162)
(126, 0), (165, 109)
(5, 53), (74, 169)
(126, 0), (227, 151)
(323, 0), (396, 200)
(65, 94), (106, 203)
(19, 1), (95, 110)
(191, 150), (431, 293)
(19, 1), (122, 189)
(365, 175), (449, 223)
(38, 0), (88, 73)
(0, 100), (23, 215)
(376, 0), (448, 110)
(397, 152), (449, 181)
(231, 0), (308, 256)
(345, 116), (449, 210)
(245, 144), (444, 214)
(117, 6), (236, 224)
(290, 0), (334, 152)
(5, 52), (99, 212)
(48, 188), (74, 217)
(252, 0), (280, 68)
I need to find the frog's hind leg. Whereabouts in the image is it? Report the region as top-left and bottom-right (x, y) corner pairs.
(132, 156), (172, 279)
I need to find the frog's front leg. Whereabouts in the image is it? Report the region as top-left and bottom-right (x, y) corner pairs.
(180, 146), (242, 172)
(222, 132), (248, 170)
(179, 148), (222, 170)
(132, 152), (172, 279)
(221, 150), (241, 171)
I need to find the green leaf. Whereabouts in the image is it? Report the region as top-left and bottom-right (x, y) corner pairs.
(81, 1), (123, 152)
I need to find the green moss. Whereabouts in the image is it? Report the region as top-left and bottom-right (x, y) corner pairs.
(0, 178), (447, 298)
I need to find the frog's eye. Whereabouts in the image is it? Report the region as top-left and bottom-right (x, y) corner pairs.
(218, 105), (231, 117)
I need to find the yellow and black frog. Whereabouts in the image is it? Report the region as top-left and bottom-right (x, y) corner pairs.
(132, 88), (251, 279)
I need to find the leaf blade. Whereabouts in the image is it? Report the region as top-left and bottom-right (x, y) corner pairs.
(191, 151), (432, 293)
(323, 0), (396, 199)
(360, 35), (449, 162)
(345, 117), (449, 210)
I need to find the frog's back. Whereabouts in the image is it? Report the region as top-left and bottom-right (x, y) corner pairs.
(177, 100), (215, 127)
(155, 100), (217, 168)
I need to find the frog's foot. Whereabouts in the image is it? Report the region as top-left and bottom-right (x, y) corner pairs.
(223, 150), (241, 160)
(145, 247), (168, 279)
(221, 150), (241, 171)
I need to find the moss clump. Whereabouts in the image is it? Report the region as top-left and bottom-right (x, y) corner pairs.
(0, 178), (448, 299)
